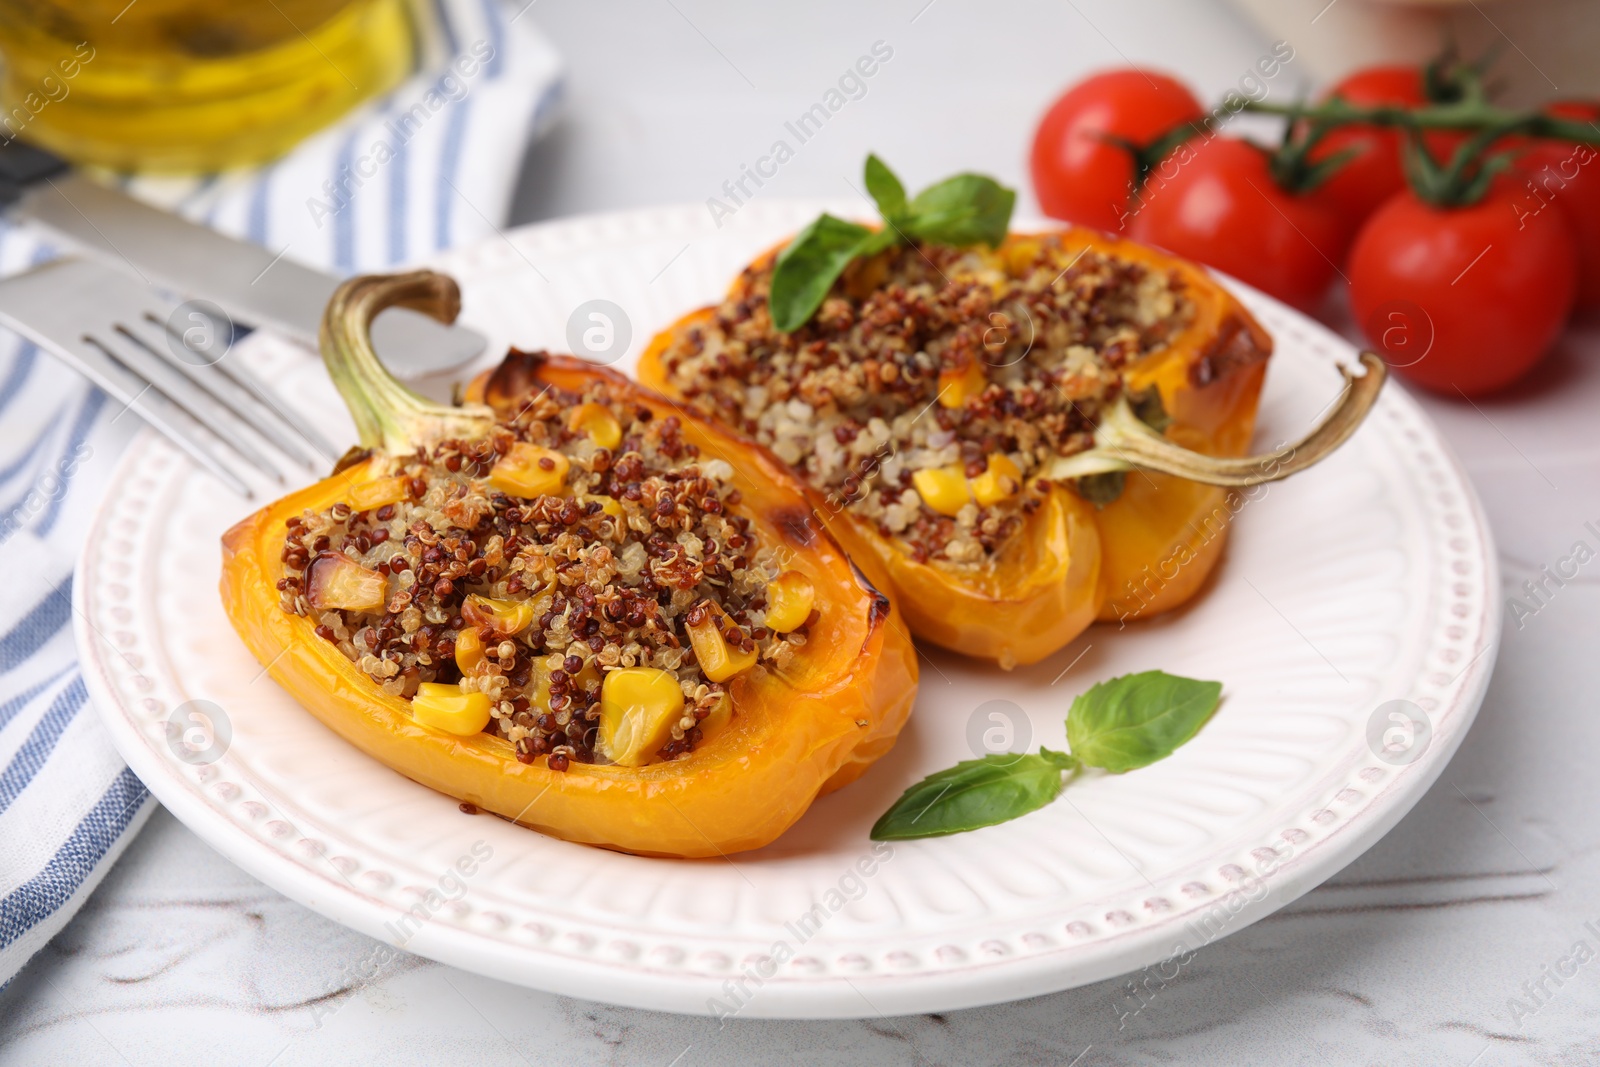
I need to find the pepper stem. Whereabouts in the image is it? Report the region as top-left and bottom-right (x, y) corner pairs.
(320, 270), (493, 455)
(1046, 352), (1387, 488)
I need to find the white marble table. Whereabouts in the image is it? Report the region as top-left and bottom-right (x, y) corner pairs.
(5, 2), (1599, 1063)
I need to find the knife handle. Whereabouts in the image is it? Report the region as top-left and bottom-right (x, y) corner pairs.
(0, 140), (69, 206)
(0, 142), (486, 378)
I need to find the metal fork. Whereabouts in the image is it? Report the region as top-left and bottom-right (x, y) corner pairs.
(0, 257), (341, 497)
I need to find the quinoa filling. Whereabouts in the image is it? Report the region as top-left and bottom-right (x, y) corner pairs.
(276, 376), (810, 770)
(655, 237), (1194, 567)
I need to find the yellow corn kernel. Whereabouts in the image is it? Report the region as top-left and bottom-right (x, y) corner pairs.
(462, 594), (536, 635)
(346, 475), (410, 512)
(764, 570), (816, 633)
(454, 627), (485, 673)
(912, 465), (972, 517)
(699, 690), (733, 739)
(568, 402), (623, 450)
(598, 667), (684, 767)
(970, 453), (1022, 507)
(686, 601), (758, 683)
(1003, 239), (1044, 276)
(937, 358), (986, 409)
(411, 682), (492, 736)
(304, 554), (388, 613)
(488, 443), (570, 498)
(579, 493), (625, 520)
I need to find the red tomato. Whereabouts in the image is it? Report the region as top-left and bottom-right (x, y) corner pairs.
(1348, 181), (1577, 396)
(1030, 69), (1204, 233)
(1511, 101), (1600, 310)
(1128, 136), (1349, 311)
(1307, 66), (1462, 235)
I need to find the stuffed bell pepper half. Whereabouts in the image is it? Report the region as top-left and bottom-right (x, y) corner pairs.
(221, 271), (918, 857)
(638, 157), (1385, 668)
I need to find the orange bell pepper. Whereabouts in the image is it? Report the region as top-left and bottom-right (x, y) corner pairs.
(638, 228), (1383, 668)
(221, 271), (917, 857)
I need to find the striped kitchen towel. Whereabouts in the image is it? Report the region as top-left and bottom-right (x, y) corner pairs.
(0, 0), (562, 987)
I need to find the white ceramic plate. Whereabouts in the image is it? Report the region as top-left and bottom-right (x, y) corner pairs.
(76, 201), (1498, 1018)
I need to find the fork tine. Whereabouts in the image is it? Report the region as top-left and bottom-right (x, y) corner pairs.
(145, 310), (343, 464)
(115, 317), (319, 469)
(56, 333), (254, 497)
(213, 357), (343, 464)
(0, 267), (252, 495)
(90, 325), (286, 483)
(0, 258), (338, 497)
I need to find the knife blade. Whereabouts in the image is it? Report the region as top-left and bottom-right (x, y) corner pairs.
(13, 169), (487, 379)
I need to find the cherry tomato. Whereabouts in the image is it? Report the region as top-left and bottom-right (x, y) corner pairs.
(1510, 101), (1600, 310)
(1030, 69), (1204, 233)
(1348, 181), (1577, 396)
(1128, 136), (1349, 312)
(1306, 67), (1428, 232)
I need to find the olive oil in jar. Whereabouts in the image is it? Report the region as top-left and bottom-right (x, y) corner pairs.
(0, 0), (414, 171)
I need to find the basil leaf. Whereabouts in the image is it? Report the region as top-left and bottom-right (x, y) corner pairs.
(768, 214), (874, 332)
(864, 154), (908, 221)
(903, 173), (1016, 248)
(770, 158), (1016, 331)
(870, 748), (1077, 840)
(1065, 671), (1222, 773)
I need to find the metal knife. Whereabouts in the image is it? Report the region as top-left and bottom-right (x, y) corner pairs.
(0, 143), (486, 378)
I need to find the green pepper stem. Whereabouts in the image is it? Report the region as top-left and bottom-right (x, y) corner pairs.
(1046, 352), (1387, 488)
(319, 271), (493, 455)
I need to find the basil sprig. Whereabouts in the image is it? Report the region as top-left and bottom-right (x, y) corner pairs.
(871, 670), (1222, 841)
(767, 155), (1016, 333)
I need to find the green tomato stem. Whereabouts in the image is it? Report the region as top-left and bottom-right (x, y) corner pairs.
(1243, 98), (1600, 144)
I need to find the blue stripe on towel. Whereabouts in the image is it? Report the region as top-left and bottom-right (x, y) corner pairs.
(35, 389), (105, 537)
(0, 579), (71, 675)
(435, 94), (473, 251)
(0, 665), (71, 732)
(481, 0), (507, 77)
(388, 111), (410, 265)
(247, 165), (274, 245)
(0, 767), (149, 952)
(333, 130), (360, 274)
(0, 343), (37, 420)
(0, 676), (87, 816)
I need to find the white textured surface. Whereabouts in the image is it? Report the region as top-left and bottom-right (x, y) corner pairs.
(5, 0), (1596, 1062)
